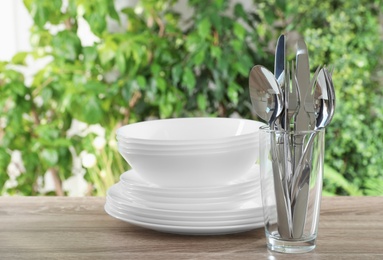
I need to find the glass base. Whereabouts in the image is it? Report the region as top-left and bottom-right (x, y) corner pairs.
(266, 236), (316, 254)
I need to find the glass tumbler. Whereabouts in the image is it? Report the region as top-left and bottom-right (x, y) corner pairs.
(259, 126), (325, 253)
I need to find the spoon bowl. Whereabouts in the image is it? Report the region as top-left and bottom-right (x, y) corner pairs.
(249, 65), (284, 126)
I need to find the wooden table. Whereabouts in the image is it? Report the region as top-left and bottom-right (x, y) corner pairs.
(0, 197), (382, 259)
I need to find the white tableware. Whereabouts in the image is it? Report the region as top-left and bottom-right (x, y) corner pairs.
(106, 196), (263, 221)
(118, 141), (257, 156)
(104, 204), (263, 235)
(117, 136), (259, 151)
(118, 147), (258, 188)
(105, 202), (262, 227)
(116, 117), (264, 145)
(110, 182), (257, 211)
(121, 186), (259, 204)
(118, 141), (258, 155)
(107, 184), (262, 216)
(124, 181), (258, 199)
(119, 166), (260, 197)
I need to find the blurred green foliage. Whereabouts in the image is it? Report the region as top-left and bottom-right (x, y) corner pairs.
(0, 0), (382, 195)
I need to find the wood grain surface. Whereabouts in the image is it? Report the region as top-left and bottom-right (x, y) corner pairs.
(0, 196), (382, 259)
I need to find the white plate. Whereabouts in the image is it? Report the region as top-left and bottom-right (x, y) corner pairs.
(106, 196), (263, 221)
(120, 184), (259, 204)
(107, 184), (263, 216)
(124, 182), (259, 199)
(111, 183), (258, 211)
(105, 202), (263, 227)
(104, 204), (264, 235)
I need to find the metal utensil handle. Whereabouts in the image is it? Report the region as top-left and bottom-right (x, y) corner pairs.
(271, 130), (292, 238)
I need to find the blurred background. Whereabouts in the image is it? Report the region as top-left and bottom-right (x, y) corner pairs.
(1, 0), (383, 196)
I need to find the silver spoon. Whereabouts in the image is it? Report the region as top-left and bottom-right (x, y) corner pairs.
(249, 65), (284, 126)
(249, 65), (292, 238)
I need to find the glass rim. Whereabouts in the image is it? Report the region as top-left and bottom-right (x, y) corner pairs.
(259, 125), (325, 134)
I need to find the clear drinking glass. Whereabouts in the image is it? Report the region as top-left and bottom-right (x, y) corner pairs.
(259, 126), (325, 253)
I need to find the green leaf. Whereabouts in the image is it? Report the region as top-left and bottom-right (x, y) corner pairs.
(210, 46), (222, 59)
(83, 82), (106, 95)
(233, 61), (249, 77)
(35, 125), (60, 140)
(83, 96), (104, 124)
(116, 49), (126, 73)
(197, 94), (207, 111)
(25, 0), (62, 28)
(41, 148), (59, 167)
(69, 95), (103, 124)
(197, 18), (211, 39)
(107, 0), (120, 23)
(324, 164), (363, 196)
(83, 46), (98, 62)
(233, 22), (246, 41)
(234, 3), (247, 21)
(98, 40), (117, 66)
(159, 97), (173, 118)
(156, 77), (167, 92)
(171, 65), (182, 85)
(0, 148), (11, 170)
(182, 68), (196, 93)
(213, 0), (225, 9)
(136, 76), (147, 90)
(228, 82), (239, 105)
(9, 82), (26, 96)
(230, 39), (243, 52)
(11, 52), (28, 65)
(52, 31), (81, 61)
(193, 50), (205, 65)
(150, 63), (161, 76)
(84, 13), (107, 36)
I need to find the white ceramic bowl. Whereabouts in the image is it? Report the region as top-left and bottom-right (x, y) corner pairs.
(118, 145), (258, 187)
(119, 166), (259, 195)
(118, 140), (257, 156)
(116, 118), (264, 145)
(117, 136), (259, 152)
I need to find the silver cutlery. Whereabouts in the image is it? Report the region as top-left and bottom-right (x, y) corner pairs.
(249, 65), (292, 238)
(248, 35), (336, 240)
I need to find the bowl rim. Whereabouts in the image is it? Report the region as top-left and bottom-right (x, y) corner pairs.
(118, 142), (258, 156)
(117, 138), (258, 152)
(116, 117), (265, 143)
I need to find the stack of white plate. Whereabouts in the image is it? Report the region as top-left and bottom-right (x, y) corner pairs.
(105, 118), (266, 235)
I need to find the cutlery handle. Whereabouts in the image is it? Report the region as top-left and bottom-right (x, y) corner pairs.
(290, 132), (317, 239)
(272, 133), (292, 238)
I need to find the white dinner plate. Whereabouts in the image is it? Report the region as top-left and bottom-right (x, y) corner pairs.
(109, 182), (261, 211)
(105, 202), (263, 227)
(106, 195), (263, 222)
(123, 182), (259, 200)
(107, 184), (263, 217)
(120, 184), (259, 205)
(104, 204), (264, 235)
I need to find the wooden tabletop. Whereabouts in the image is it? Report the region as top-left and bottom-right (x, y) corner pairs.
(0, 196), (382, 259)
